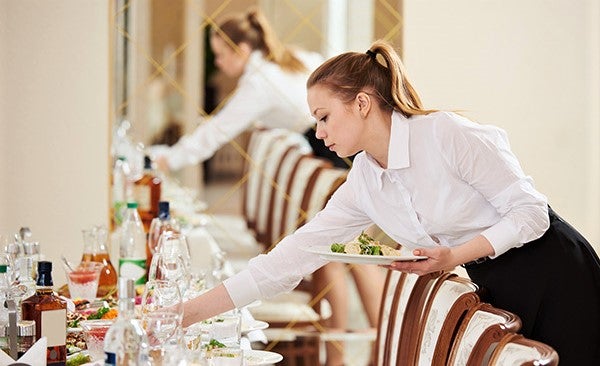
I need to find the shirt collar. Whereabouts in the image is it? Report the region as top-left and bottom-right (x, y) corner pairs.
(364, 110), (411, 189)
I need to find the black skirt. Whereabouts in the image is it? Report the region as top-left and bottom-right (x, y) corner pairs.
(465, 207), (600, 365)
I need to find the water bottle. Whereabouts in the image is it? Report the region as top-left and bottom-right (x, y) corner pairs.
(112, 156), (131, 229)
(119, 202), (147, 285)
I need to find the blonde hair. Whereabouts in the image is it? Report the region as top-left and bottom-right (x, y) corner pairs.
(212, 8), (306, 73)
(307, 40), (436, 116)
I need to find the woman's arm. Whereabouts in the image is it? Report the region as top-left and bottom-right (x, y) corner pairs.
(182, 284), (234, 327)
(158, 77), (272, 171)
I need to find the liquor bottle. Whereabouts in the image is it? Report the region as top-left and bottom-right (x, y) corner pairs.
(133, 156), (162, 232)
(81, 227), (118, 297)
(146, 201), (180, 270)
(119, 202), (147, 285)
(111, 156), (131, 230)
(21, 261), (67, 365)
(103, 278), (149, 366)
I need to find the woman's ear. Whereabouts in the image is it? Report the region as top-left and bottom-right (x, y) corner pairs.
(355, 92), (372, 119)
(238, 42), (253, 58)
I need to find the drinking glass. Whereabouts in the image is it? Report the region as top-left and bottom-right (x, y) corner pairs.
(141, 279), (183, 362)
(207, 310), (241, 348)
(148, 251), (189, 297)
(156, 231), (192, 270)
(79, 319), (115, 361)
(66, 262), (104, 301)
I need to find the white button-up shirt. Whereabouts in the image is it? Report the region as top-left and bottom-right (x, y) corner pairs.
(161, 50), (324, 170)
(224, 110), (550, 307)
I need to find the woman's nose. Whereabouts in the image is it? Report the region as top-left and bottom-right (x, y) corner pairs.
(315, 124), (326, 140)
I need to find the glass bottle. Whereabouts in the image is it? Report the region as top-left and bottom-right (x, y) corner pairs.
(119, 202), (147, 285)
(21, 261), (67, 366)
(112, 156), (131, 230)
(146, 201), (180, 271)
(0, 264), (9, 327)
(103, 278), (149, 366)
(81, 226), (117, 297)
(133, 155), (162, 232)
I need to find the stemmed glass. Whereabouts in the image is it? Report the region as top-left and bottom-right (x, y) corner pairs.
(148, 251), (189, 298)
(156, 231), (192, 270)
(140, 279), (184, 362)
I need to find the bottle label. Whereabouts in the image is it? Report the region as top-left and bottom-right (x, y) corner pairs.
(105, 351), (116, 365)
(41, 309), (66, 346)
(133, 185), (151, 211)
(119, 258), (147, 285)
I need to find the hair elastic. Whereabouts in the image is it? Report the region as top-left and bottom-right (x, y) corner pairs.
(366, 49), (376, 59)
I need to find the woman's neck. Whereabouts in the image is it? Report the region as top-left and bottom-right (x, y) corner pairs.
(364, 109), (393, 169)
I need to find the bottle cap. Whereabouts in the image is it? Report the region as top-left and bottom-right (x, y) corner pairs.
(36, 261), (53, 286)
(144, 155), (152, 169)
(158, 201), (170, 219)
(127, 202), (139, 209)
(0, 265), (6, 273)
(37, 261), (52, 273)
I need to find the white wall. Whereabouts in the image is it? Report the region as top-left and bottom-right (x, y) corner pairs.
(404, 0), (600, 250)
(0, 0), (109, 285)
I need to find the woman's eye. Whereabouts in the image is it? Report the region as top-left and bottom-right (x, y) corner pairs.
(319, 115), (328, 123)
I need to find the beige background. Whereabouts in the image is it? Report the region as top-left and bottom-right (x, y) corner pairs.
(0, 0), (598, 288)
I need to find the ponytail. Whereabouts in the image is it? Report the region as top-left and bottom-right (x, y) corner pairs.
(307, 40), (436, 117)
(213, 8), (306, 73)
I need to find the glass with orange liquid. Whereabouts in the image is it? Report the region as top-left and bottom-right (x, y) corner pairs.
(81, 226), (118, 297)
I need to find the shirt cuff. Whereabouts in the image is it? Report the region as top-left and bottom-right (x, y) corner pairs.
(480, 220), (521, 259)
(223, 269), (262, 308)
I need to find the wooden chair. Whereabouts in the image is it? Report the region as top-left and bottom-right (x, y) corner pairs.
(242, 128), (289, 232)
(254, 134), (309, 244)
(488, 333), (559, 366)
(373, 270), (444, 366)
(414, 272), (480, 366)
(447, 302), (522, 366)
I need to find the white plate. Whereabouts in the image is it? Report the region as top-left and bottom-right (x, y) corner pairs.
(242, 320), (269, 334)
(245, 350), (283, 365)
(304, 246), (427, 265)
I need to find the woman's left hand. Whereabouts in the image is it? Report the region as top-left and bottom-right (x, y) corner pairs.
(385, 246), (459, 275)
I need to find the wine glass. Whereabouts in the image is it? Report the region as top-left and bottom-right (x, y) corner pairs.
(141, 280), (184, 361)
(148, 251), (189, 297)
(156, 231), (192, 270)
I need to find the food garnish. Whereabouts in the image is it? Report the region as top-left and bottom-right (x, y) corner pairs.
(331, 231), (401, 256)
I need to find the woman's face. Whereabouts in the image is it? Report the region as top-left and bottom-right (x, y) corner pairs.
(307, 85), (366, 158)
(210, 36), (249, 78)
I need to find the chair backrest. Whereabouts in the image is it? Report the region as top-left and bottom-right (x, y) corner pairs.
(415, 273), (480, 366)
(298, 166), (347, 226)
(374, 271), (443, 366)
(242, 129), (288, 231)
(489, 333), (559, 366)
(279, 155), (331, 242)
(266, 146), (306, 246)
(447, 302), (522, 366)
(254, 135), (308, 244)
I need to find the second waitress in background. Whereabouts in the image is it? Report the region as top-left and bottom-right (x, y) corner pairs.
(153, 8), (323, 171)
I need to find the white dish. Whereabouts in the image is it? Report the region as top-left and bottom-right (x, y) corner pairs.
(304, 246), (427, 265)
(245, 350), (283, 365)
(242, 320), (269, 334)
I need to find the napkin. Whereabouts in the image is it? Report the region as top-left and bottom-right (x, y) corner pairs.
(241, 307), (267, 344)
(0, 336), (47, 366)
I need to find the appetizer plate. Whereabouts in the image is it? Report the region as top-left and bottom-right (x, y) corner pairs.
(245, 350), (284, 365)
(304, 246), (427, 265)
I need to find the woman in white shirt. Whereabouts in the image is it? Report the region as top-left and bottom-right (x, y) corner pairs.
(183, 40), (600, 364)
(154, 9), (323, 171)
